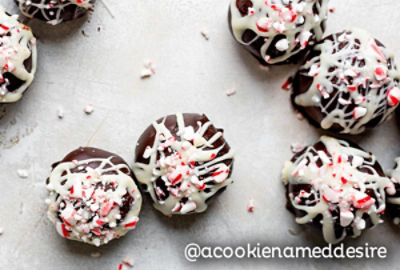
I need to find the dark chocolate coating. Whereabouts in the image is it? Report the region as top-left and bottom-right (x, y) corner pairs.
(15, 0), (94, 23)
(387, 162), (400, 220)
(291, 31), (398, 133)
(228, 0), (326, 65)
(48, 147), (135, 224)
(134, 113), (233, 206)
(285, 139), (385, 241)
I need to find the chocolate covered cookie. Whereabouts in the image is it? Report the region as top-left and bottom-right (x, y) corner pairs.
(16, 0), (95, 25)
(282, 136), (393, 243)
(0, 6), (37, 103)
(133, 113), (235, 216)
(229, 0), (329, 65)
(46, 147), (142, 246)
(291, 29), (400, 134)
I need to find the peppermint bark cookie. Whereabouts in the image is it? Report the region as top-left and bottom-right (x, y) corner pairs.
(133, 113), (235, 216)
(0, 6), (37, 103)
(15, 0), (95, 25)
(229, 0), (329, 65)
(291, 29), (400, 134)
(282, 136), (393, 244)
(46, 147), (142, 246)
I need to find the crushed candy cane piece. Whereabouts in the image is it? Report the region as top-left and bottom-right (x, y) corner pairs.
(17, 169), (28, 179)
(84, 104), (94, 114)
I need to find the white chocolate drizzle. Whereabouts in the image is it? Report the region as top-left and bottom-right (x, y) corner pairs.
(294, 28), (400, 134)
(47, 154), (142, 246)
(282, 136), (393, 244)
(16, 0), (94, 25)
(0, 6), (37, 103)
(230, 0), (329, 64)
(133, 113), (235, 216)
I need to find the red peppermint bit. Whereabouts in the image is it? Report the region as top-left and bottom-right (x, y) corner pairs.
(70, 185), (74, 195)
(62, 217), (71, 227)
(196, 183), (206, 190)
(281, 78), (292, 90)
(86, 175), (91, 179)
(370, 39), (387, 63)
(124, 221), (137, 228)
(341, 177), (347, 184)
(100, 201), (114, 216)
(348, 86), (357, 91)
(322, 195), (329, 203)
(357, 196), (371, 205)
(92, 228), (101, 236)
(118, 264), (124, 270)
(96, 220), (104, 226)
(210, 154), (216, 160)
(61, 224), (70, 238)
(171, 173), (183, 184)
(329, 8), (335, 13)
(0, 24), (9, 31)
(212, 170), (224, 177)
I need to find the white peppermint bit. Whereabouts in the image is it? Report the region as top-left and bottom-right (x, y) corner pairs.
(57, 107), (64, 119)
(225, 88), (237, 97)
(275, 39), (289, 51)
(17, 169), (28, 179)
(84, 104), (94, 115)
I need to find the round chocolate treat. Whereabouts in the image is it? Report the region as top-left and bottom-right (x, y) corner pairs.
(228, 0), (329, 65)
(133, 113), (235, 216)
(46, 147), (142, 246)
(0, 6), (37, 103)
(15, 0), (95, 25)
(282, 136), (393, 244)
(292, 28), (400, 134)
(386, 158), (400, 224)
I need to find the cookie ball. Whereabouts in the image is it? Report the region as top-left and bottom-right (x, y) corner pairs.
(133, 113), (235, 216)
(46, 147), (142, 246)
(292, 29), (400, 134)
(15, 0), (95, 25)
(228, 0), (329, 65)
(0, 6), (37, 103)
(386, 158), (400, 224)
(282, 136), (393, 244)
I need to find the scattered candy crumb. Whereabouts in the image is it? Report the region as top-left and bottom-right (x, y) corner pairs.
(200, 30), (209, 41)
(140, 60), (156, 79)
(123, 257), (134, 267)
(329, 7), (335, 13)
(247, 199), (255, 212)
(281, 77), (293, 91)
(17, 169), (28, 179)
(225, 88), (236, 97)
(84, 104), (94, 115)
(57, 106), (64, 119)
(118, 263), (124, 270)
